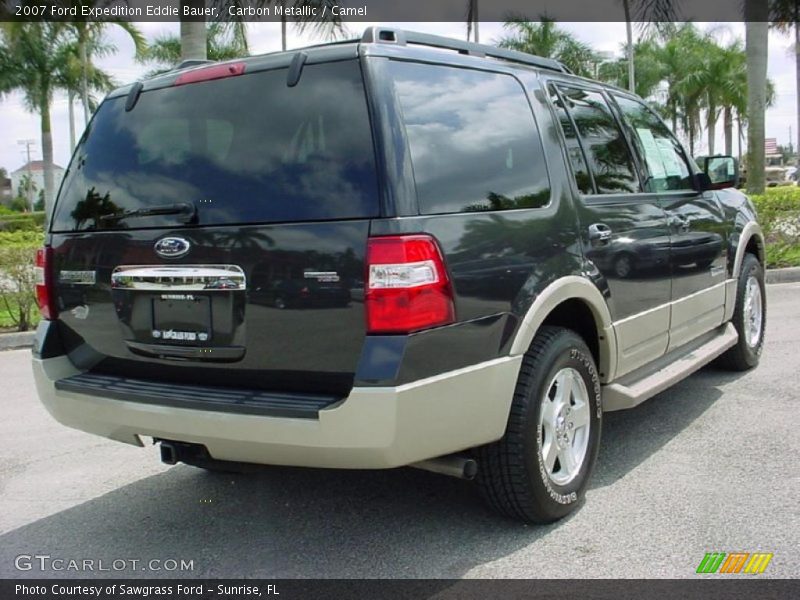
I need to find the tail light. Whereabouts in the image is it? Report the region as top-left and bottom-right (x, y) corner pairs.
(35, 247), (58, 320)
(365, 235), (455, 334)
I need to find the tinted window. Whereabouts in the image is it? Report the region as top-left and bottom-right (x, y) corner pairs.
(548, 84), (593, 194)
(51, 61), (378, 231)
(389, 62), (550, 214)
(557, 86), (638, 195)
(613, 95), (693, 192)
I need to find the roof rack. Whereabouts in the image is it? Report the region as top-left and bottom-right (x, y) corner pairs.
(176, 59), (215, 70)
(360, 27), (570, 74)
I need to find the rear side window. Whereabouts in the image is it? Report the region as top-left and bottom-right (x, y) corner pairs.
(548, 84), (593, 194)
(555, 86), (639, 195)
(389, 62), (550, 214)
(51, 61), (379, 231)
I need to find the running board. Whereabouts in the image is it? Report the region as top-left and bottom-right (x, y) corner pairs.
(603, 322), (738, 412)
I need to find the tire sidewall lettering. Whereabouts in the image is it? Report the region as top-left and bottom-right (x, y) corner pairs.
(535, 346), (601, 506)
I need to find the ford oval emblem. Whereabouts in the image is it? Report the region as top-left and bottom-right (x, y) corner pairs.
(154, 237), (191, 259)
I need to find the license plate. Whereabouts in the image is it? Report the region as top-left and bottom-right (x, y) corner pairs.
(151, 295), (211, 343)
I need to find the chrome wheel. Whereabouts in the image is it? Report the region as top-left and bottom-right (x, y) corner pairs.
(539, 367), (591, 486)
(744, 275), (763, 348)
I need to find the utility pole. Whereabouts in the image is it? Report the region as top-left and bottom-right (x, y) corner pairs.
(16, 139), (36, 211)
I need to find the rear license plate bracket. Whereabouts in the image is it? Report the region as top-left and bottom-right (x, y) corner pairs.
(151, 295), (212, 343)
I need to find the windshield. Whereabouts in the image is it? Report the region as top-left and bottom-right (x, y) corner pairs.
(51, 60), (379, 232)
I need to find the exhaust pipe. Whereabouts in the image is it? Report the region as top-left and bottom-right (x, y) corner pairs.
(160, 441), (178, 465)
(411, 455), (478, 480)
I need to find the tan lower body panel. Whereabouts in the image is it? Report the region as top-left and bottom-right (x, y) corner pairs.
(32, 354), (522, 469)
(613, 305), (670, 379)
(668, 281), (727, 351)
(723, 278), (738, 322)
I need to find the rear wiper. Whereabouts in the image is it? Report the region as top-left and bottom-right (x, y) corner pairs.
(99, 202), (197, 224)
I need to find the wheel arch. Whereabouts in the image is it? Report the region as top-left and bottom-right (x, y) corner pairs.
(510, 276), (617, 383)
(733, 221), (765, 277)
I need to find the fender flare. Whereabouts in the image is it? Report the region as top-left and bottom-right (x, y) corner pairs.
(509, 276), (618, 383)
(732, 221), (765, 278)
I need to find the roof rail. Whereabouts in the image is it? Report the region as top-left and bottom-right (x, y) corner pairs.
(360, 27), (568, 74)
(176, 59), (215, 70)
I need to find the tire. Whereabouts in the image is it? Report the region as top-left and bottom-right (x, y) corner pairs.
(613, 253), (635, 278)
(718, 253), (766, 371)
(475, 326), (602, 523)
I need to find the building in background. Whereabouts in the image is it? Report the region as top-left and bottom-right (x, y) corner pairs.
(0, 176), (11, 206)
(10, 161), (65, 206)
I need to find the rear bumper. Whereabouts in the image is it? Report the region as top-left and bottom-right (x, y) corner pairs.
(32, 354), (521, 469)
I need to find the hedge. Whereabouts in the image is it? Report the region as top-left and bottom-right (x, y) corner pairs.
(0, 211), (46, 232)
(750, 187), (800, 268)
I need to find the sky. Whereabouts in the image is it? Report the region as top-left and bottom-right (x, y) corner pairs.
(0, 21), (795, 175)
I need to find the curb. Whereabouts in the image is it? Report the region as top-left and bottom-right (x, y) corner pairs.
(1, 269), (798, 351)
(766, 267), (800, 284)
(0, 330), (34, 351)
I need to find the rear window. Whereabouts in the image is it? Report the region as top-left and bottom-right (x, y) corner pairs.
(51, 61), (379, 231)
(388, 61), (550, 215)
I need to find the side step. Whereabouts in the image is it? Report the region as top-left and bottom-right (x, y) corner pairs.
(603, 322), (738, 412)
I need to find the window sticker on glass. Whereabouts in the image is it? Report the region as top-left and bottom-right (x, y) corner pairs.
(655, 138), (684, 177)
(635, 128), (666, 179)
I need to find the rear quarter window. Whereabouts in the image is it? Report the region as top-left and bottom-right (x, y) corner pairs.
(51, 60), (379, 231)
(388, 62), (551, 215)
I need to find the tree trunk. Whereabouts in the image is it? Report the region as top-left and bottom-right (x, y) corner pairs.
(473, 1), (479, 43)
(724, 105), (733, 156)
(40, 100), (55, 216)
(281, 5), (287, 52)
(745, 16), (769, 194)
(180, 1), (207, 62)
(624, 0), (635, 93)
(68, 90), (76, 152)
(707, 100), (716, 156)
(737, 113), (744, 166)
(79, 31), (90, 126)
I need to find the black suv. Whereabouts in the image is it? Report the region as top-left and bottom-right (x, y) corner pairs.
(32, 28), (766, 523)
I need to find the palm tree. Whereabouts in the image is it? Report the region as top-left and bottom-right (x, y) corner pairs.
(276, 1), (346, 51)
(139, 22), (250, 74)
(466, 0), (479, 42)
(497, 18), (597, 77)
(620, 0), (678, 93)
(179, 0), (344, 61)
(0, 22), (70, 213)
(58, 38), (115, 151)
(597, 38), (663, 99)
(771, 0), (800, 161)
(655, 24), (706, 134)
(745, 2), (770, 193)
(180, 0), (208, 61)
(66, 7), (145, 125)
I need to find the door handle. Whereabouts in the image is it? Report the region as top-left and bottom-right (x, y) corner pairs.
(588, 223), (612, 244)
(669, 214), (691, 232)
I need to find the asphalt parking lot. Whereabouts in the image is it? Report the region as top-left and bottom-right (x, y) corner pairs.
(0, 283), (798, 579)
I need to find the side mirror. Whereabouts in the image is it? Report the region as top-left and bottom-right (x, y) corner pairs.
(702, 155), (739, 190)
